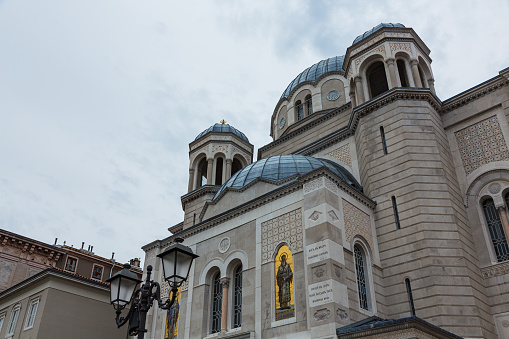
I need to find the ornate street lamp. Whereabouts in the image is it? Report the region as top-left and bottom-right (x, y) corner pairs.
(107, 237), (198, 339)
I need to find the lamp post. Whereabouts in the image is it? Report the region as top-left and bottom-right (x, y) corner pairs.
(107, 237), (198, 339)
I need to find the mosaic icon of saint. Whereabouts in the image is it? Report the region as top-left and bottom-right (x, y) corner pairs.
(165, 292), (180, 339)
(276, 253), (293, 309)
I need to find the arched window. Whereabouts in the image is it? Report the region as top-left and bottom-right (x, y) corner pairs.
(482, 198), (509, 262)
(366, 61), (389, 98)
(231, 158), (243, 177)
(305, 95), (313, 116)
(211, 272), (222, 333)
(215, 157), (223, 185)
(233, 265), (242, 328)
(354, 244), (369, 311)
(396, 59), (408, 87)
(295, 101), (304, 121)
(198, 158), (208, 187)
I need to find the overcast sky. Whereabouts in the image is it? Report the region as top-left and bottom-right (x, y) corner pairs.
(1, 1), (508, 265)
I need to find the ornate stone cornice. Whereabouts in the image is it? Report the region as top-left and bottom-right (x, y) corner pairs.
(180, 185), (221, 209)
(337, 317), (461, 339)
(481, 260), (509, 278)
(260, 103), (352, 159)
(0, 230), (65, 263)
(294, 88), (441, 157)
(440, 74), (509, 113)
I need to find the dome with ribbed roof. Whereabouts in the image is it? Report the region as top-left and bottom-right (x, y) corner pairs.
(280, 56), (345, 100)
(213, 154), (361, 200)
(353, 23), (405, 44)
(195, 123), (249, 142)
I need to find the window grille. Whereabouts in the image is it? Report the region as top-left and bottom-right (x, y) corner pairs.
(211, 273), (222, 333)
(483, 198), (509, 262)
(7, 304), (21, 336)
(24, 298), (40, 329)
(306, 97), (313, 116)
(233, 265), (242, 328)
(65, 257), (77, 272)
(354, 245), (369, 310)
(0, 313), (5, 333)
(296, 103), (304, 121)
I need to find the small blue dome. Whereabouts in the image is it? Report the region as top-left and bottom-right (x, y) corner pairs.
(195, 123), (249, 142)
(213, 154), (361, 200)
(353, 23), (405, 44)
(281, 56), (345, 99)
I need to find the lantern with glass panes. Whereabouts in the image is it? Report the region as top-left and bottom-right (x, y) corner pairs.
(107, 237), (198, 339)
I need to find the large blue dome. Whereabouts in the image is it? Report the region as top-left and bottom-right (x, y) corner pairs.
(281, 56), (345, 99)
(213, 154), (361, 200)
(353, 23), (405, 44)
(195, 123), (249, 142)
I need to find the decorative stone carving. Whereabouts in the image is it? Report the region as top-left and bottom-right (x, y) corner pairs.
(324, 177), (338, 194)
(303, 177), (324, 194)
(489, 183), (502, 194)
(314, 308), (331, 321)
(343, 199), (374, 252)
(212, 145), (228, 153)
(219, 237), (230, 253)
(313, 265), (326, 278)
(325, 144), (352, 169)
(336, 308), (348, 320)
(328, 210), (339, 221)
(261, 208), (303, 263)
(326, 90), (340, 101)
(481, 260), (509, 278)
(455, 116), (509, 175)
(389, 43), (411, 52)
(503, 320), (509, 328)
(145, 248), (157, 261)
(355, 45), (386, 70)
(309, 211), (322, 222)
(181, 280), (189, 292)
(333, 265), (342, 279)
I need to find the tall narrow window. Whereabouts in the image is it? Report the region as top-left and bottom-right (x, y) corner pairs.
(0, 313), (6, 333)
(6, 304), (21, 336)
(483, 198), (509, 262)
(24, 298), (40, 329)
(64, 256), (77, 272)
(405, 279), (416, 316)
(233, 265), (243, 328)
(215, 158), (224, 185)
(380, 126), (388, 154)
(305, 95), (313, 116)
(396, 60), (408, 87)
(231, 158), (243, 177)
(211, 273), (222, 334)
(198, 158), (208, 187)
(295, 101), (304, 121)
(354, 245), (369, 310)
(392, 196), (401, 229)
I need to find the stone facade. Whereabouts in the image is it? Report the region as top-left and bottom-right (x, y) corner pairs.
(143, 24), (509, 339)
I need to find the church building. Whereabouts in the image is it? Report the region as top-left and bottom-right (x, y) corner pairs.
(142, 23), (509, 338)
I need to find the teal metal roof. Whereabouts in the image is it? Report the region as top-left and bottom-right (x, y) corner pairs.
(195, 123), (249, 142)
(353, 23), (406, 44)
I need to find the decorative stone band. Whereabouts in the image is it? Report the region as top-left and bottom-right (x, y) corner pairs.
(481, 261), (509, 279)
(441, 75), (509, 113)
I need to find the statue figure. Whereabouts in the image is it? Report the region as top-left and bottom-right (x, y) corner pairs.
(276, 253), (293, 309)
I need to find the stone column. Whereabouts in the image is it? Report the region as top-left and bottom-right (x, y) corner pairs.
(206, 158), (214, 185)
(498, 207), (509, 242)
(354, 76), (365, 104)
(410, 59), (423, 88)
(428, 78), (436, 93)
(349, 90), (357, 108)
(188, 169), (195, 192)
(385, 58), (398, 88)
(225, 159), (232, 181)
(220, 277), (230, 331)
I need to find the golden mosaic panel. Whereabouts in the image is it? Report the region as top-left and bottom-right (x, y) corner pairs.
(326, 144), (352, 168)
(261, 208), (303, 264)
(455, 116), (509, 175)
(342, 199), (373, 251)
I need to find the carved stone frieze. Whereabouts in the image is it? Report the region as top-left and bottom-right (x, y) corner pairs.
(261, 208), (303, 263)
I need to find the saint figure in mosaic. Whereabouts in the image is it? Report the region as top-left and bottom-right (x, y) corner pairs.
(165, 289), (180, 339)
(276, 253), (293, 308)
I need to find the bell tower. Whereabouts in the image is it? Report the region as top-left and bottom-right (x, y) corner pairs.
(180, 121), (253, 230)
